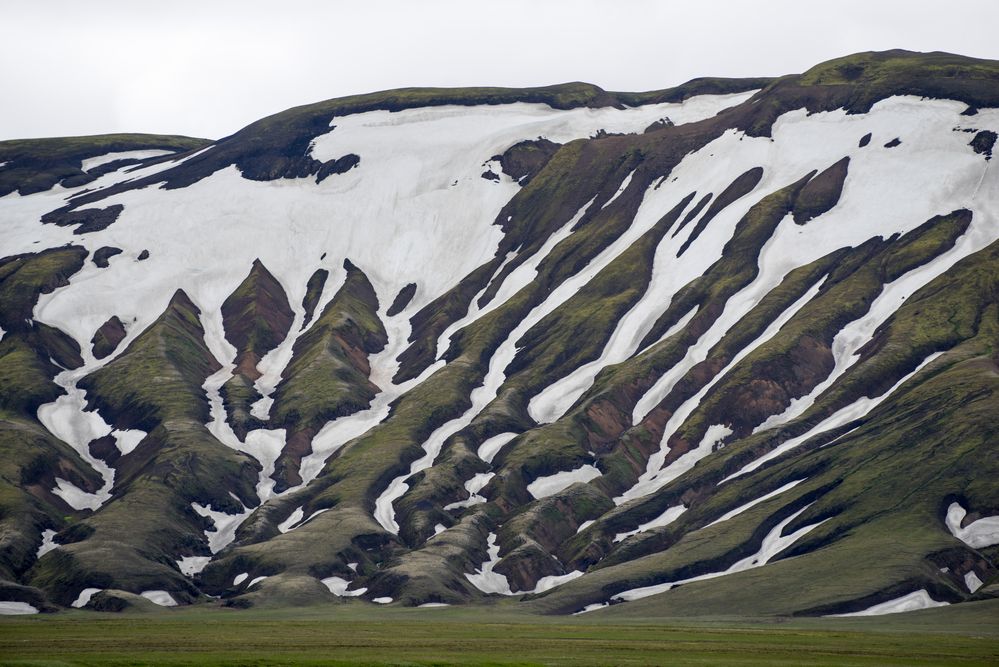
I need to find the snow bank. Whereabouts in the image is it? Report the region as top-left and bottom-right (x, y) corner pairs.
(0, 601), (39, 615)
(527, 464), (601, 500)
(827, 590), (948, 617)
(139, 590), (178, 606)
(946, 502), (999, 549)
(614, 505), (687, 543)
(465, 532), (514, 595)
(36, 529), (59, 559)
(71, 588), (102, 608)
(320, 576), (367, 597)
(477, 432), (518, 464)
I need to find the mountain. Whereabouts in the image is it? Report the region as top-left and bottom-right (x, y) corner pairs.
(0, 49), (997, 618)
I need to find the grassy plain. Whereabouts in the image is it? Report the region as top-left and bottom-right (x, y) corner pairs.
(0, 599), (997, 666)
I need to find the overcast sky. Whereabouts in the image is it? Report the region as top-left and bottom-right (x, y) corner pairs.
(3, 1), (998, 141)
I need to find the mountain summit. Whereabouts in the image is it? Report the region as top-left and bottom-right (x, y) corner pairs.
(0, 50), (997, 617)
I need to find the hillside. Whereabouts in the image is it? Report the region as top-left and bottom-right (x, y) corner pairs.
(0, 49), (997, 619)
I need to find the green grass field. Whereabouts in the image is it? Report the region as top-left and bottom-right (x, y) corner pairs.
(1, 599), (997, 666)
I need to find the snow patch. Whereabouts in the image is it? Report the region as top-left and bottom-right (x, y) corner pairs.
(827, 590), (948, 617)
(465, 532), (513, 595)
(0, 601), (38, 615)
(477, 432), (518, 465)
(139, 590), (177, 607)
(443, 472), (494, 511)
(36, 529), (59, 559)
(320, 576), (367, 597)
(946, 502), (999, 549)
(527, 464), (602, 500)
(278, 507), (305, 533)
(614, 505), (687, 543)
(964, 571), (984, 594)
(72, 588), (102, 608)
(177, 556), (211, 577)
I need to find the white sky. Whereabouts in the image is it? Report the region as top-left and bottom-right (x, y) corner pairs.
(2, 0), (997, 141)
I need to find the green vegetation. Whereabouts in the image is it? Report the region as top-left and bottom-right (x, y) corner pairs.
(0, 603), (997, 666)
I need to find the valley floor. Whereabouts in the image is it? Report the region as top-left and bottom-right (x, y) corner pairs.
(0, 600), (997, 666)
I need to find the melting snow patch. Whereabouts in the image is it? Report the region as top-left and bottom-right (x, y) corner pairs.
(418, 602), (450, 608)
(177, 556), (211, 577)
(531, 570), (584, 593)
(72, 588), (102, 608)
(321, 576), (367, 597)
(112, 429), (146, 456)
(193, 501), (249, 554)
(247, 576), (268, 588)
(372, 597), (393, 604)
(574, 602), (608, 615)
(36, 529), (59, 559)
(38, 370), (117, 510)
(233, 573), (249, 586)
(0, 601), (39, 615)
(278, 507), (305, 533)
(946, 502), (999, 549)
(465, 532), (513, 595)
(964, 571), (984, 593)
(477, 432), (518, 464)
(827, 590), (948, 617)
(140, 590), (177, 607)
(434, 523), (447, 535)
(576, 520), (595, 534)
(528, 465), (601, 499)
(614, 505), (687, 543)
(443, 473), (494, 510)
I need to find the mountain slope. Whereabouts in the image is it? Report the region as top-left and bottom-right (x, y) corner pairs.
(0, 49), (997, 617)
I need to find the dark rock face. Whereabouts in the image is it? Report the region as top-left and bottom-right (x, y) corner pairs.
(92, 247), (123, 268)
(480, 170), (500, 182)
(137, 249), (150, 261)
(793, 156), (850, 224)
(221, 259), (295, 380)
(859, 132), (872, 147)
(301, 268), (329, 328)
(884, 137), (902, 148)
(969, 130), (997, 160)
(91, 316), (127, 359)
(387, 283), (417, 316)
(494, 138), (561, 186)
(88, 435), (120, 465)
(40, 205), (124, 235)
(315, 153), (360, 183)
